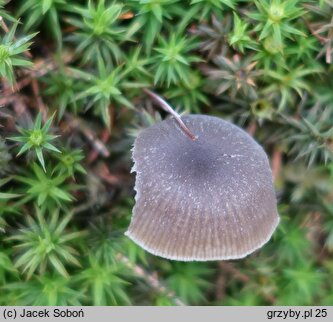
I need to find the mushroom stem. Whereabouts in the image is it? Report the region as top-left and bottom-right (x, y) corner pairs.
(143, 88), (197, 141)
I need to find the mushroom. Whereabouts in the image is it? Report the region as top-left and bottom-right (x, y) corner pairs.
(126, 91), (279, 261)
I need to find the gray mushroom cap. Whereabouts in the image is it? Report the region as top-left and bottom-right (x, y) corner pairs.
(126, 114), (279, 261)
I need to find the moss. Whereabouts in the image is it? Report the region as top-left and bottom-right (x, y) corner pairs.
(0, 0), (332, 306)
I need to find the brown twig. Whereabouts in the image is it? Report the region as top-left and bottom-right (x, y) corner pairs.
(0, 94), (29, 120)
(215, 268), (226, 301)
(64, 113), (110, 158)
(94, 162), (131, 186)
(143, 88), (197, 141)
(31, 79), (48, 119)
(0, 94), (20, 106)
(272, 148), (282, 180)
(87, 128), (110, 163)
(219, 262), (250, 283)
(119, 11), (134, 19)
(303, 17), (327, 43)
(116, 253), (186, 306)
(0, 16), (9, 33)
(303, 18), (333, 64)
(246, 121), (257, 136)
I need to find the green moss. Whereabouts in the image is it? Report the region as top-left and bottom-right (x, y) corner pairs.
(0, 0), (332, 306)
